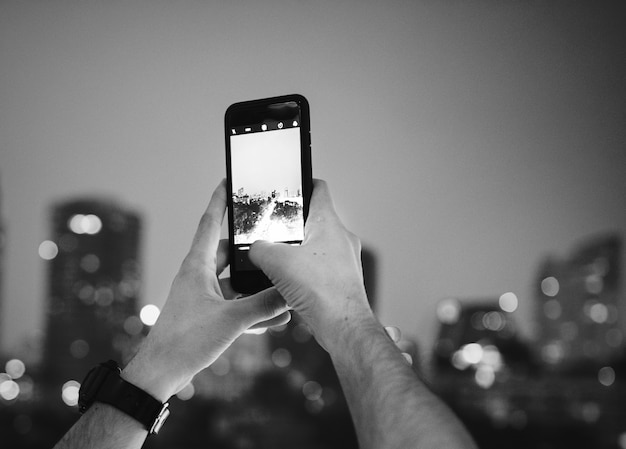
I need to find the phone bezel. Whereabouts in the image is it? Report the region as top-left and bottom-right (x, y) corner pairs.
(224, 94), (312, 293)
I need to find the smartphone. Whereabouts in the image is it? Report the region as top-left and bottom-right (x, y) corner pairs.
(225, 94), (312, 293)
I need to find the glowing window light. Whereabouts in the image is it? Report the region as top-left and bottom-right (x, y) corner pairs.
(68, 214), (102, 235)
(38, 240), (58, 260)
(123, 316), (143, 336)
(451, 350), (471, 370)
(541, 342), (564, 365)
(543, 299), (562, 320)
(80, 254), (100, 273)
(580, 402), (601, 423)
(461, 343), (483, 365)
(176, 383), (195, 401)
(540, 277), (560, 297)
(475, 365), (495, 389)
(5, 359), (26, 380)
(586, 301), (609, 324)
(482, 311), (505, 332)
(598, 366), (616, 387)
(271, 348), (292, 368)
(139, 304), (160, 326)
(94, 287), (114, 307)
(585, 274), (604, 295)
(61, 380), (81, 406)
(499, 292), (518, 313)
(481, 345), (503, 371)
(69, 339), (90, 359)
(436, 298), (461, 324)
(302, 381), (323, 401)
(0, 379), (20, 400)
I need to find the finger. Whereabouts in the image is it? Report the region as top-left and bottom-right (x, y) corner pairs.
(231, 287), (289, 329)
(187, 179), (227, 268)
(304, 179), (342, 238)
(248, 240), (296, 275)
(247, 310), (292, 330)
(218, 277), (240, 300)
(216, 239), (229, 275)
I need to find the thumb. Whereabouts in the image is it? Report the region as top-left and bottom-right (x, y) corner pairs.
(232, 287), (289, 328)
(248, 239), (294, 273)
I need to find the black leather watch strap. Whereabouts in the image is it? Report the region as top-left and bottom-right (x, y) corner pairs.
(79, 360), (170, 435)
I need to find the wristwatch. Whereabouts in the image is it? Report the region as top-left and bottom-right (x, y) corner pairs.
(78, 360), (170, 435)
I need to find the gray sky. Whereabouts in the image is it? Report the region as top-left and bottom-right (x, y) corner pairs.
(231, 128), (302, 196)
(1, 0), (625, 358)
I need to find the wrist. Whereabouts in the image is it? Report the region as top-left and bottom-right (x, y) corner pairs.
(121, 346), (190, 403)
(318, 306), (381, 355)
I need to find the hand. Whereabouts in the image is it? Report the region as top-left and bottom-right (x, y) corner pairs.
(122, 180), (291, 401)
(249, 179), (375, 351)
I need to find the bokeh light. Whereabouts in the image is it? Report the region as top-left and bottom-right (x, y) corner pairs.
(272, 348), (292, 368)
(139, 304), (160, 326)
(437, 298), (461, 324)
(176, 382), (195, 401)
(598, 366), (615, 387)
(38, 240), (58, 260)
(61, 380), (81, 407)
(68, 214), (102, 235)
(540, 276), (560, 297)
(499, 292), (518, 313)
(5, 359), (26, 380)
(0, 379), (20, 401)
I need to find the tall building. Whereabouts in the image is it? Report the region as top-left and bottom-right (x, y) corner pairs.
(535, 234), (623, 372)
(0, 174), (5, 351)
(41, 198), (143, 402)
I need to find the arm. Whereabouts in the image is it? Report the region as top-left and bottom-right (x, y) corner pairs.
(250, 179), (476, 449)
(330, 316), (476, 449)
(54, 180), (290, 449)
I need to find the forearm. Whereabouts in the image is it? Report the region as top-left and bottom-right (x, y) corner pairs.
(53, 402), (148, 449)
(329, 315), (477, 449)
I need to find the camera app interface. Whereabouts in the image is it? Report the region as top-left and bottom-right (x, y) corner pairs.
(230, 118), (304, 249)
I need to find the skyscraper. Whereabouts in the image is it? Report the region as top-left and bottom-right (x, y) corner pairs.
(41, 198), (143, 403)
(0, 174), (5, 352)
(535, 234), (623, 371)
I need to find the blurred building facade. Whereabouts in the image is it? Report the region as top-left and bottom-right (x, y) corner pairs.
(535, 235), (623, 372)
(41, 198), (143, 404)
(431, 233), (626, 449)
(0, 177), (5, 348)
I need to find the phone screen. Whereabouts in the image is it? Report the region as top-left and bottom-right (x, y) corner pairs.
(225, 95), (311, 292)
(230, 122), (304, 248)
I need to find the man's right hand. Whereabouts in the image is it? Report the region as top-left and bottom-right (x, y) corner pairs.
(249, 179), (376, 351)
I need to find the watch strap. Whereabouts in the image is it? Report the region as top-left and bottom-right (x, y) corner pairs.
(79, 360), (170, 435)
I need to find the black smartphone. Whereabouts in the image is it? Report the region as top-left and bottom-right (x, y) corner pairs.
(225, 94), (312, 293)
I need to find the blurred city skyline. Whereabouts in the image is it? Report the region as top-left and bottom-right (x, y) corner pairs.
(1, 0), (625, 363)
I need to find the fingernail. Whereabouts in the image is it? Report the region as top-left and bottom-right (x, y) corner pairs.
(384, 326), (401, 342)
